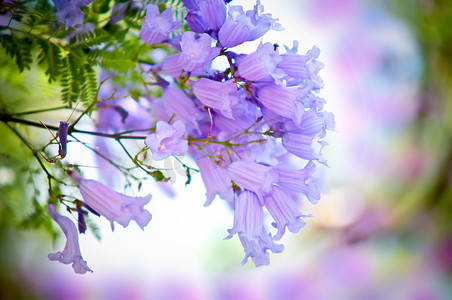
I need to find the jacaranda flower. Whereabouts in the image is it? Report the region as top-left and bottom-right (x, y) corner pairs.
(152, 87), (203, 133)
(257, 83), (305, 125)
(69, 171), (152, 231)
(58, 121), (69, 158)
(264, 186), (306, 240)
(218, 1), (282, 48)
(140, 5), (181, 45)
(197, 0), (227, 31)
(47, 203), (92, 274)
(178, 32), (220, 72)
(196, 155), (234, 206)
(236, 42), (285, 82)
(145, 120), (188, 161)
(51, 0), (93, 30)
(229, 160), (279, 201)
(193, 78), (240, 119)
(226, 190), (284, 267)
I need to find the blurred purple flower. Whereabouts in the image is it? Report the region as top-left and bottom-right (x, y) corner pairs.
(69, 171), (152, 231)
(145, 120), (188, 161)
(140, 5), (181, 45)
(51, 0), (93, 30)
(47, 203), (92, 274)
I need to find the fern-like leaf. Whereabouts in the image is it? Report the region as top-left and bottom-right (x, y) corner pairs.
(37, 39), (63, 83)
(61, 53), (83, 106)
(0, 34), (33, 72)
(80, 63), (98, 107)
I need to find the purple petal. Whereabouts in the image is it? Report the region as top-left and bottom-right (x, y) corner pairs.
(47, 203), (92, 274)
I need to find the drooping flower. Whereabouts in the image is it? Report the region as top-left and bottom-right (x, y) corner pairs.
(257, 83), (305, 125)
(196, 155), (234, 206)
(58, 121), (69, 158)
(246, 0), (283, 41)
(140, 5), (181, 45)
(69, 171), (152, 231)
(278, 44), (324, 89)
(275, 161), (321, 204)
(236, 42), (285, 83)
(264, 186), (307, 240)
(192, 78), (240, 119)
(197, 0), (227, 31)
(47, 203), (92, 274)
(228, 160), (279, 200)
(218, 1), (282, 48)
(282, 132), (328, 164)
(185, 11), (208, 33)
(218, 6), (252, 48)
(151, 87), (203, 133)
(145, 120), (188, 161)
(51, 0), (93, 30)
(226, 190), (284, 267)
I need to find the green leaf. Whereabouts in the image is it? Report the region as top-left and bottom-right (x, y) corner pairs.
(36, 39), (63, 83)
(100, 48), (135, 72)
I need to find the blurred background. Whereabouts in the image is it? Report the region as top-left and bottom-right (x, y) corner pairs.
(1, 0), (452, 299)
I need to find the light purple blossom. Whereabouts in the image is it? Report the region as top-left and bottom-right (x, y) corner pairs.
(218, 1), (283, 48)
(198, 0), (226, 31)
(47, 203), (92, 274)
(283, 108), (335, 137)
(145, 120), (188, 161)
(69, 171), (152, 231)
(236, 42), (285, 82)
(276, 161), (321, 204)
(282, 132), (328, 164)
(192, 78), (239, 119)
(51, 0), (93, 30)
(185, 11), (208, 33)
(140, 5), (181, 45)
(246, 0), (283, 41)
(196, 155), (234, 206)
(226, 190), (284, 267)
(178, 32), (220, 72)
(218, 6), (252, 48)
(264, 186), (306, 240)
(228, 160), (279, 200)
(152, 87), (203, 133)
(278, 44), (324, 89)
(257, 83), (305, 125)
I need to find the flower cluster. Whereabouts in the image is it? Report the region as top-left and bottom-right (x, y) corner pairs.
(141, 0), (334, 267)
(44, 0), (333, 273)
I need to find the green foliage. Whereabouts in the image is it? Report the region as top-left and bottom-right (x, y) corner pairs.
(61, 52), (83, 106)
(36, 38), (63, 83)
(0, 34), (33, 72)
